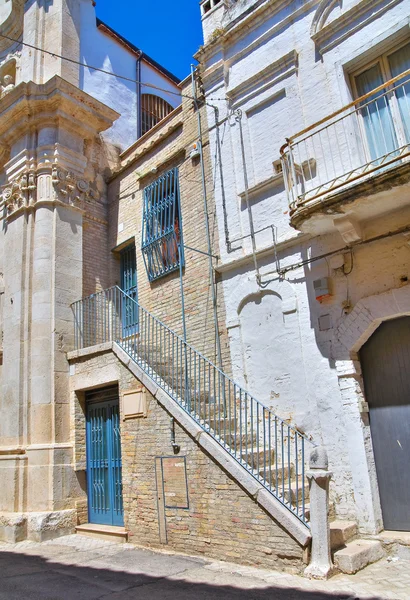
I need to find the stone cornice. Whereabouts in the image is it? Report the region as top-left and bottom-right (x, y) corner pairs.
(312, 0), (404, 53)
(197, 0), (317, 65)
(227, 50), (298, 106)
(0, 76), (120, 146)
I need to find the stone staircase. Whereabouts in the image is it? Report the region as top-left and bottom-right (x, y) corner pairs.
(71, 287), (392, 579)
(330, 521), (384, 574)
(124, 338), (311, 522)
(121, 337), (387, 576)
(119, 339), (387, 577)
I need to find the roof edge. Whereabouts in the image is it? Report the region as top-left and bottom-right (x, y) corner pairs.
(96, 18), (181, 86)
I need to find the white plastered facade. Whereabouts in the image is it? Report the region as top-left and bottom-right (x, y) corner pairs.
(198, 0), (410, 534)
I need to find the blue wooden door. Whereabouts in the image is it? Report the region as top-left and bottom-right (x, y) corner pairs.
(86, 388), (124, 526)
(120, 244), (138, 336)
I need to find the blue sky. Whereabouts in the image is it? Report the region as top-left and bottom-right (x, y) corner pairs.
(95, 0), (204, 81)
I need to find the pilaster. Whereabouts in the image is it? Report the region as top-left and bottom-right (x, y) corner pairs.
(0, 76), (118, 529)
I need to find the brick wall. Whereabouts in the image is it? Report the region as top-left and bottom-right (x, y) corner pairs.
(106, 83), (231, 371)
(70, 349), (305, 573)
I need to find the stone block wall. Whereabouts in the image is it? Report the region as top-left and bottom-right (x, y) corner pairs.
(70, 348), (305, 573)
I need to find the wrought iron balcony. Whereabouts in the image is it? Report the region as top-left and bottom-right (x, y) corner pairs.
(281, 68), (410, 217)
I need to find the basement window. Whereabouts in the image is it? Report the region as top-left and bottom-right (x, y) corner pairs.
(141, 168), (183, 282)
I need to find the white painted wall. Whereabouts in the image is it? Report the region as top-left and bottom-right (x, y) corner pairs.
(79, 1), (180, 150)
(201, 0), (410, 533)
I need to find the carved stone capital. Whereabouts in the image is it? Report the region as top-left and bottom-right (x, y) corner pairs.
(2, 171), (36, 216)
(51, 166), (99, 209)
(2, 166), (99, 220)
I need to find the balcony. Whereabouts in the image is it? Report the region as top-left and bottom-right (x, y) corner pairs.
(281, 68), (410, 237)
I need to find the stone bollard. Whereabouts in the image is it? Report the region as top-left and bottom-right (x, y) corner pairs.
(304, 446), (334, 579)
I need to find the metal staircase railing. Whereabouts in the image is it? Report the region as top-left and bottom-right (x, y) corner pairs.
(72, 286), (314, 526)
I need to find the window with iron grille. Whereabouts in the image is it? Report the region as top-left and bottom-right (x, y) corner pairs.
(141, 168), (183, 282)
(141, 94), (174, 136)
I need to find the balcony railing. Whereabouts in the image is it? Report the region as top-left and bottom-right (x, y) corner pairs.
(72, 286), (314, 526)
(281, 68), (410, 211)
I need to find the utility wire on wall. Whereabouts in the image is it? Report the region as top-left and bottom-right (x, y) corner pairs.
(0, 33), (228, 105)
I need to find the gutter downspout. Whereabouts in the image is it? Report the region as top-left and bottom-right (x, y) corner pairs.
(235, 109), (261, 286)
(136, 53), (142, 139)
(190, 65), (223, 372)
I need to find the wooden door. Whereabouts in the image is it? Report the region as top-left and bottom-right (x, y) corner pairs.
(360, 317), (410, 531)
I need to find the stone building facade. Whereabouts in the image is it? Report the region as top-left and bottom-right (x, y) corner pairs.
(1, 0), (406, 578)
(0, 0), (182, 543)
(0, 0), (316, 574)
(197, 0), (410, 539)
(66, 77), (311, 571)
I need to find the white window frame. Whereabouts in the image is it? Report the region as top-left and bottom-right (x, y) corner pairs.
(350, 40), (410, 162)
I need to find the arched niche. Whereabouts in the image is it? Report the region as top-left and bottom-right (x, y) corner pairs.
(0, 56), (16, 94)
(311, 0), (343, 37)
(0, 0), (24, 54)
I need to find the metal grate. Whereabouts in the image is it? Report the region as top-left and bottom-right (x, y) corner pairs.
(141, 94), (174, 136)
(141, 168), (183, 282)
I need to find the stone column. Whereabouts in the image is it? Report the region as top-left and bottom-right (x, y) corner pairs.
(304, 446), (334, 579)
(0, 76), (119, 543)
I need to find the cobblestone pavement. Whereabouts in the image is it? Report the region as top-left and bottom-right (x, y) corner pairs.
(0, 534), (409, 599)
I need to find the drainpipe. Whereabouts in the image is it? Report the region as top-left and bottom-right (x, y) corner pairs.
(136, 54), (142, 139)
(235, 109), (261, 286)
(190, 65), (223, 371)
(211, 104), (231, 252)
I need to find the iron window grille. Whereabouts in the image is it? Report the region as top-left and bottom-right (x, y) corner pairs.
(141, 168), (184, 282)
(141, 94), (174, 136)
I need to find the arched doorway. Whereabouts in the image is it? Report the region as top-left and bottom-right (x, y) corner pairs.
(360, 317), (410, 531)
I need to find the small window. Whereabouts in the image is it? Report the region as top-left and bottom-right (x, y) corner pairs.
(141, 168), (183, 282)
(141, 94), (174, 136)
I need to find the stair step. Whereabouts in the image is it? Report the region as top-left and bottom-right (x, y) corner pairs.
(75, 524), (128, 544)
(284, 477), (310, 504)
(241, 448), (276, 470)
(334, 540), (384, 574)
(330, 520), (357, 551)
(250, 463), (295, 486)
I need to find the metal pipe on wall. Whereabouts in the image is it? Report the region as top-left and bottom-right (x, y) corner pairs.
(190, 65), (223, 371)
(235, 109), (261, 286)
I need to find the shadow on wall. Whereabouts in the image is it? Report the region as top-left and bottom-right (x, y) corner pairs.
(0, 548), (377, 600)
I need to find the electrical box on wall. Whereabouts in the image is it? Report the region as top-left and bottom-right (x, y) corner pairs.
(190, 141), (201, 159)
(314, 277), (332, 302)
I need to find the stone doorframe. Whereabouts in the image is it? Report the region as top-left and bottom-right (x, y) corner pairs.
(334, 284), (410, 534)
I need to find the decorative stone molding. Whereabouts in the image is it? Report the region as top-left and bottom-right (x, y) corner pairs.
(2, 167), (99, 219)
(310, 0), (342, 37)
(311, 0), (402, 53)
(3, 171), (36, 215)
(227, 276), (297, 327)
(51, 166), (99, 209)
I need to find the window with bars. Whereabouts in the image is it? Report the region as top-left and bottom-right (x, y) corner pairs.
(141, 168), (183, 282)
(141, 94), (174, 136)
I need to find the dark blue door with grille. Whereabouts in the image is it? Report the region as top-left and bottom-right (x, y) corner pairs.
(86, 387), (124, 526)
(121, 244), (138, 336)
